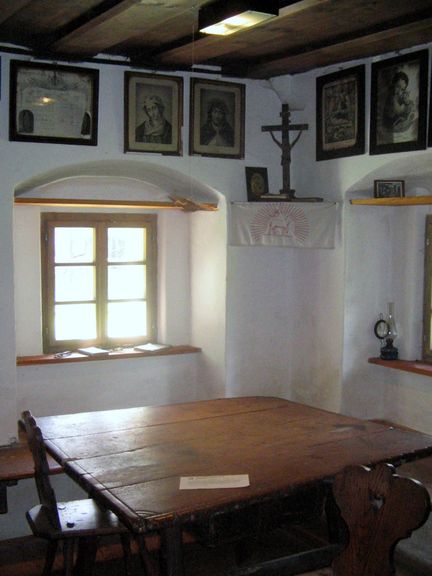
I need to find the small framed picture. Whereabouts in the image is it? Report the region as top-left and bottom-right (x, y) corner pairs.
(190, 77), (245, 159)
(370, 50), (428, 155)
(245, 167), (269, 201)
(316, 64), (365, 161)
(374, 179), (405, 198)
(124, 72), (183, 155)
(9, 60), (99, 146)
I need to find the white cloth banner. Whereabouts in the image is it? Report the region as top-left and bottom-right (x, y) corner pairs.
(229, 201), (340, 248)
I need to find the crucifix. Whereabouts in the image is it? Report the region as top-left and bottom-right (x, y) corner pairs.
(262, 103), (322, 201)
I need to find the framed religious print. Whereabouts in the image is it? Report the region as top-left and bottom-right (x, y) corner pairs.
(245, 167), (269, 201)
(124, 72), (183, 155)
(370, 50), (428, 155)
(316, 65), (365, 161)
(9, 60), (99, 146)
(374, 179), (405, 198)
(190, 78), (245, 159)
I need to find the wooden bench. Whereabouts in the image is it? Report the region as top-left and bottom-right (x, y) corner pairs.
(0, 426), (63, 514)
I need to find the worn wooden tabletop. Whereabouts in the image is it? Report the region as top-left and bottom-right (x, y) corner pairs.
(34, 397), (432, 575)
(35, 396), (432, 535)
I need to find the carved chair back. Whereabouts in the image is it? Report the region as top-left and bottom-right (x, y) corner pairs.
(22, 410), (61, 530)
(332, 462), (431, 576)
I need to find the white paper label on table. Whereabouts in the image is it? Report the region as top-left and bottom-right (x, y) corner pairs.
(179, 474), (250, 490)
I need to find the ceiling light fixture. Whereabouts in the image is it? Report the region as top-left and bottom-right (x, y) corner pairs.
(199, 0), (279, 36)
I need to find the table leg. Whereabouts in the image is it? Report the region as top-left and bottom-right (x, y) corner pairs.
(0, 479), (17, 514)
(160, 523), (184, 576)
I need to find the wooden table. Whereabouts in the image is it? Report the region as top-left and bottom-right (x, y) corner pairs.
(35, 396), (432, 575)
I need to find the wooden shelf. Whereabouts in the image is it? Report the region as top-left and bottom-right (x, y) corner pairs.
(368, 357), (432, 377)
(14, 197), (218, 212)
(350, 196), (432, 206)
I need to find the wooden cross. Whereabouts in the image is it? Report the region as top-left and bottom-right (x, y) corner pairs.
(262, 103), (322, 202)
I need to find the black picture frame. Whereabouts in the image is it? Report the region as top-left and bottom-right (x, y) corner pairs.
(429, 64), (432, 148)
(370, 50), (429, 155)
(9, 60), (99, 146)
(374, 179), (405, 198)
(190, 77), (245, 159)
(316, 64), (365, 161)
(124, 72), (183, 155)
(245, 167), (269, 201)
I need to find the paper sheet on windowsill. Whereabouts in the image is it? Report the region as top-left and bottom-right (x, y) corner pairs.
(179, 474), (250, 490)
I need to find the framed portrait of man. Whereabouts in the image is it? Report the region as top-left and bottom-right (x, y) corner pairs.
(124, 72), (183, 155)
(316, 65), (365, 161)
(370, 50), (428, 155)
(189, 78), (245, 159)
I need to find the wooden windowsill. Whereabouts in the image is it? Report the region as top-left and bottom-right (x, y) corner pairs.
(368, 357), (432, 377)
(17, 345), (201, 366)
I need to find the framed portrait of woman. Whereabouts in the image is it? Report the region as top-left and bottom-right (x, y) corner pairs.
(124, 72), (183, 155)
(189, 78), (245, 159)
(370, 50), (429, 155)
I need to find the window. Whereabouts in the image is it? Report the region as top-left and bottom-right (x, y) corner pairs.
(41, 213), (157, 353)
(423, 215), (432, 361)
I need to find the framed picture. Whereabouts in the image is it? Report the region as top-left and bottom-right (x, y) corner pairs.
(316, 65), (365, 161)
(246, 167), (269, 201)
(370, 50), (428, 155)
(374, 179), (405, 198)
(429, 74), (432, 148)
(190, 77), (245, 158)
(9, 60), (98, 146)
(124, 72), (183, 155)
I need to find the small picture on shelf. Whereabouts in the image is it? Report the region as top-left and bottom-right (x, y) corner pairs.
(245, 167), (269, 201)
(374, 179), (405, 199)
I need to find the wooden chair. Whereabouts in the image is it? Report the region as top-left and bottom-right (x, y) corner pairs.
(329, 462), (431, 576)
(22, 410), (135, 576)
(231, 463), (431, 576)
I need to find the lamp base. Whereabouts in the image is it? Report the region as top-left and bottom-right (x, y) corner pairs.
(380, 338), (398, 360)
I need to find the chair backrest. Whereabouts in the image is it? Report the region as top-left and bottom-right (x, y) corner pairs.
(22, 410), (61, 530)
(331, 462), (431, 576)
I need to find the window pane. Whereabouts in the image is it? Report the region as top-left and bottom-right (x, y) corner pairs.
(55, 304), (97, 340)
(108, 228), (145, 262)
(107, 302), (147, 338)
(55, 228), (94, 263)
(55, 266), (95, 302)
(108, 265), (145, 300)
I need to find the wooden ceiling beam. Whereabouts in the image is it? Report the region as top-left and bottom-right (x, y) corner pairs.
(47, 0), (134, 55)
(244, 15), (432, 78)
(0, 0), (33, 25)
(49, 0), (201, 57)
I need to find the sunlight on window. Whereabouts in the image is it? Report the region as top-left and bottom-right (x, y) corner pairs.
(108, 265), (145, 300)
(55, 266), (95, 302)
(55, 304), (97, 340)
(107, 302), (147, 337)
(108, 228), (145, 262)
(43, 214), (156, 351)
(55, 228), (94, 263)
